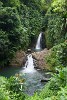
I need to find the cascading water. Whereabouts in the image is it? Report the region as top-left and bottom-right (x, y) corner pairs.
(36, 32), (42, 50)
(0, 53), (51, 95)
(20, 53), (49, 95)
(0, 41), (50, 95)
(23, 54), (36, 73)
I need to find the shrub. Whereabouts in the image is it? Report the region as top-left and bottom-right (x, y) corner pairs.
(46, 42), (67, 70)
(0, 77), (11, 100)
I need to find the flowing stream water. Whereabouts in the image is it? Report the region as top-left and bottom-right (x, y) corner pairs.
(20, 54), (50, 95)
(0, 33), (50, 95)
(0, 54), (50, 95)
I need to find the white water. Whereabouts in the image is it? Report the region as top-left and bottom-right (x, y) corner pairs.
(23, 54), (36, 73)
(36, 32), (42, 50)
(0, 53), (51, 95)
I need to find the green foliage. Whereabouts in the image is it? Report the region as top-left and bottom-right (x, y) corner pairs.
(8, 0), (20, 8)
(41, 0), (52, 14)
(0, 77), (11, 100)
(20, 28), (30, 49)
(7, 75), (26, 100)
(0, 30), (9, 67)
(46, 42), (67, 70)
(0, 0), (44, 67)
(45, 15), (65, 48)
(0, 1), (3, 7)
(51, 0), (67, 17)
(57, 86), (67, 100)
(7, 74), (25, 92)
(0, 75), (26, 100)
(43, 0), (67, 48)
(0, 6), (23, 66)
(0, 7), (21, 35)
(20, 0), (41, 11)
(0, 0), (67, 100)
(20, 3), (43, 44)
(25, 67), (67, 100)
(0, 63), (66, 100)
(0, 0), (20, 8)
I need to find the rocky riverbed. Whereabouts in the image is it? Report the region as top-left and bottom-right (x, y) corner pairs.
(10, 49), (50, 70)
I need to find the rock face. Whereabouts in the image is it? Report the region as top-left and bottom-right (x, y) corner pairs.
(10, 50), (26, 67)
(10, 49), (50, 69)
(32, 48), (49, 69)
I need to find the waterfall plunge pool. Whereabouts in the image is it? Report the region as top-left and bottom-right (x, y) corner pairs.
(0, 66), (50, 95)
(0, 54), (51, 95)
(0, 32), (49, 95)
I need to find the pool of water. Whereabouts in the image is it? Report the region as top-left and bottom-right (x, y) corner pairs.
(0, 66), (50, 95)
(0, 67), (22, 78)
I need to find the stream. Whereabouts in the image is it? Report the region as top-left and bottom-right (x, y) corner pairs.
(0, 33), (50, 95)
(0, 54), (50, 95)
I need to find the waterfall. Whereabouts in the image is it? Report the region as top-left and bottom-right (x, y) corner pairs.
(36, 32), (42, 50)
(23, 54), (36, 73)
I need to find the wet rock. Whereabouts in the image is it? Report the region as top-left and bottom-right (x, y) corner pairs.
(36, 69), (41, 71)
(32, 48), (50, 70)
(41, 78), (50, 82)
(34, 66), (39, 69)
(27, 49), (31, 53)
(33, 58), (38, 68)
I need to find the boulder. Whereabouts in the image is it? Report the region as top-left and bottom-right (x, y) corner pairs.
(10, 50), (26, 67)
(41, 78), (50, 82)
(27, 49), (31, 53)
(32, 48), (50, 70)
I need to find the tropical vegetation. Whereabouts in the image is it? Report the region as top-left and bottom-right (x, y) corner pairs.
(0, 0), (67, 100)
